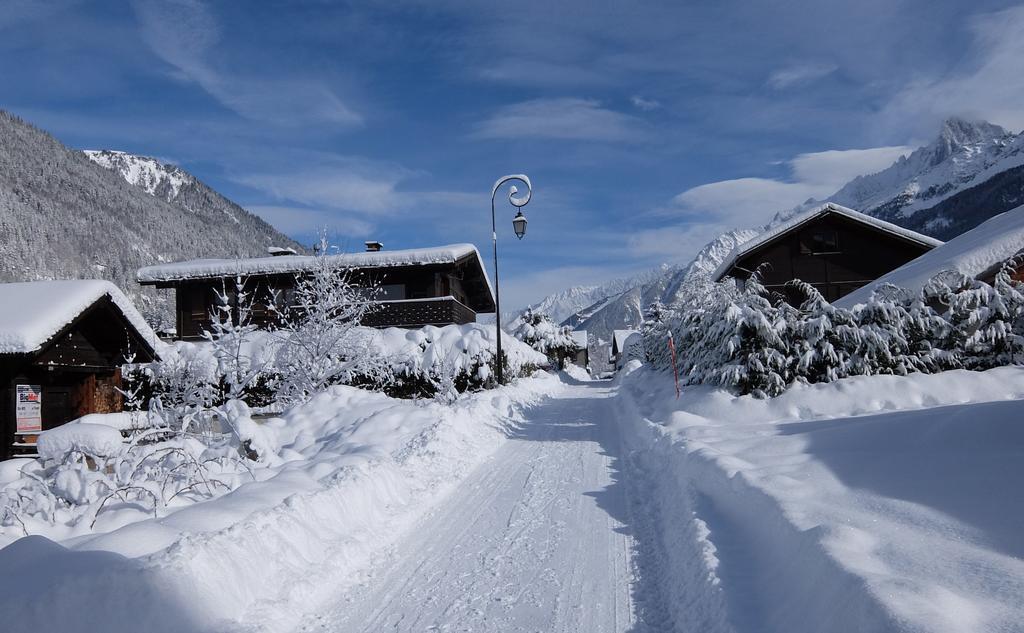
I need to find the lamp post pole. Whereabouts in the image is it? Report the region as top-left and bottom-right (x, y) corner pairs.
(490, 174), (532, 385)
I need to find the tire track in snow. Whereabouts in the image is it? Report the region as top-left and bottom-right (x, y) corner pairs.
(299, 380), (636, 633)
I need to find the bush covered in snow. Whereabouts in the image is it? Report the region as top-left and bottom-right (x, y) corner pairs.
(510, 308), (580, 367)
(643, 259), (1024, 397)
(0, 416), (256, 536)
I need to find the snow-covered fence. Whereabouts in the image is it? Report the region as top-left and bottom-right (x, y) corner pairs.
(643, 260), (1024, 397)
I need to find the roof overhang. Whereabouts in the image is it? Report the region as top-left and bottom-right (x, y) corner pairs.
(712, 203), (944, 282)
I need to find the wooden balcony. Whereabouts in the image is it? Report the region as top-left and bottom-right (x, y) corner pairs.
(362, 296), (478, 328)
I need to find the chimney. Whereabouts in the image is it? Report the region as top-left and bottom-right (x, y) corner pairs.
(365, 241), (384, 252)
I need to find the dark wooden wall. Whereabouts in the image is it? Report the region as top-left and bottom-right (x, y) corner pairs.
(172, 264), (482, 339)
(729, 214), (934, 302)
(1, 297), (144, 459)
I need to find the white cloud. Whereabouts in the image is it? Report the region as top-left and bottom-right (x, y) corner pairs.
(766, 62), (838, 89)
(133, 0), (361, 126)
(630, 95), (661, 111)
(246, 205), (375, 239)
(881, 5), (1024, 133)
(625, 224), (733, 262)
(472, 98), (649, 142)
(237, 170), (407, 215)
(671, 145), (912, 228)
(231, 154), (483, 226)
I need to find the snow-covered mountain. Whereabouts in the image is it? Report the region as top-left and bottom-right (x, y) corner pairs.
(531, 117), (1024, 370)
(0, 111), (303, 326)
(831, 119), (1023, 223)
(84, 150), (191, 200)
(523, 282), (627, 327)
(774, 118), (1024, 239)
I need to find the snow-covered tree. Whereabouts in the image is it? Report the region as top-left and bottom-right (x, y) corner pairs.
(785, 280), (859, 384)
(510, 308), (580, 366)
(272, 237), (379, 403)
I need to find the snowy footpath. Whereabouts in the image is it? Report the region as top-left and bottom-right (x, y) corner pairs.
(301, 378), (635, 633)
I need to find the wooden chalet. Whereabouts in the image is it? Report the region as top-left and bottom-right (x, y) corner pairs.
(137, 243), (496, 340)
(0, 281), (158, 459)
(713, 203), (943, 303)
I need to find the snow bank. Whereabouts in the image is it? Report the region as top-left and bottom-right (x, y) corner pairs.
(369, 322), (547, 380)
(0, 374), (562, 633)
(36, 423), (124, 462)
(616, 365), (1024, 632)
(0, 280), (156, 354)
(839, 203), (1024, 307)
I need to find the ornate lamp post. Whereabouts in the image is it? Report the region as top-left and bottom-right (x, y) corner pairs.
(490, 174), (532, 385)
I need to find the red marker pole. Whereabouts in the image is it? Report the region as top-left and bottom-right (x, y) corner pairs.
(668, 332), (681, 399)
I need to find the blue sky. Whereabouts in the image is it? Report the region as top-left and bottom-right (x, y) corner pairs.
(3, 0), (1024, 309)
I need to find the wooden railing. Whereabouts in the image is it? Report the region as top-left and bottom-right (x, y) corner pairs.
(362, 296), (477, 328)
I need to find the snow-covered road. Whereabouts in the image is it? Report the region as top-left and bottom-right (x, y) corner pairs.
(303, 379), (638, 633)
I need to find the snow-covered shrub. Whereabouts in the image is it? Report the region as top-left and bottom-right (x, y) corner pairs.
(352, 324), (547, 399)
(925, 263), (1024, 369)
(510, 308), (579, 366)
(644, 256), (1024, 397)
(0, 418), (255, 534)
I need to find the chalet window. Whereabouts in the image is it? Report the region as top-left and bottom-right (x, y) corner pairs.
(379, 284), (406, 301)
(800, 229), (840, 254)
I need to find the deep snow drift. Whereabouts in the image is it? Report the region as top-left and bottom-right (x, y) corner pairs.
(616, 363), (1024, 633)
(0, 374), (562, 633)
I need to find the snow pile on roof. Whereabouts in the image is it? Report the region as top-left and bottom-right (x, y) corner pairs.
(569, 330), (588, 348)
(712, 203), (944, 281)
(838, 203), (1024, 307)
(618, 364), (1024, 632)
(37, 424), (124, 462)
(0, 280), (156, 354)
(612, 329), (639, 354)
(137, 244), (484, 283)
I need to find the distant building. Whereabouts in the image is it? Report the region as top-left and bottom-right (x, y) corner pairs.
(568, 330), (589, 369)
(137, 243), (496, 340)
(611, 329), (641, 370)
(0, 281), (158, 459)
(713, 203), (942, 303)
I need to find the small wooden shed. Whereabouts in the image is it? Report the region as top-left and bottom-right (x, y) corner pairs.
(0, 281), (158, 459)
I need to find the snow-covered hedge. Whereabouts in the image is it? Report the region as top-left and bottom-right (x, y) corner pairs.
(353, 323), (548, 400)
(145, 323), (546, 409)
(643, 261), (1024, 397)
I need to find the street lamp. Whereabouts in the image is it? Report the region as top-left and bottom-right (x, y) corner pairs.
(490, 174), (532, 385)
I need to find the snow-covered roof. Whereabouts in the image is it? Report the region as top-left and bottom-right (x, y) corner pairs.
(612, 329), (640, 355)
(837, 203), (1024, 307)
(0, 280), (157, 354)
(569, 330), (588, 347)
(712, 203), (944, 281)
(138, 243), (486, 284)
